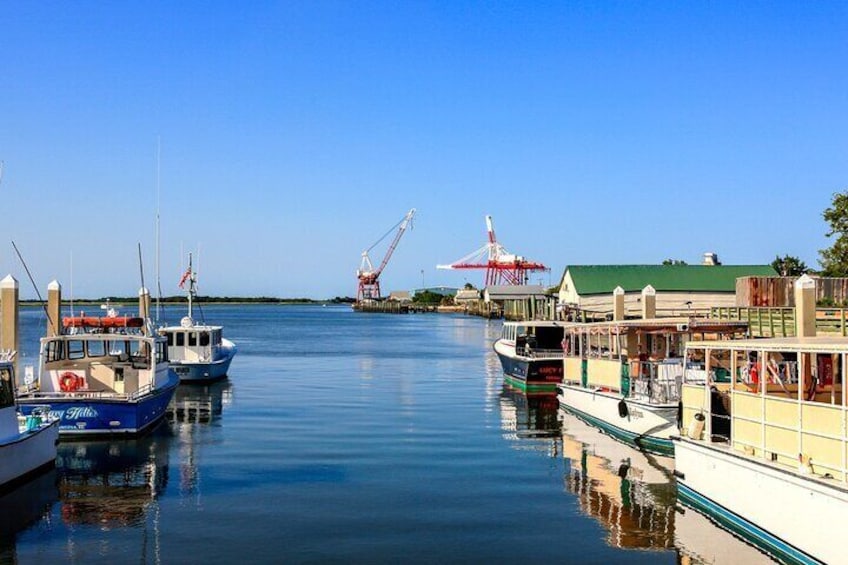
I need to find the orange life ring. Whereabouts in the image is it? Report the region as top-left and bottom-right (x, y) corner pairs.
(59, 372), (82, 392)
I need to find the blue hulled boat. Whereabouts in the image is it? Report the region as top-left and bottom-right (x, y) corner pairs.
(17, 290), (179, 437)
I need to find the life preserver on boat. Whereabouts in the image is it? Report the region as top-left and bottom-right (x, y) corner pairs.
(59, 372), (83, 392)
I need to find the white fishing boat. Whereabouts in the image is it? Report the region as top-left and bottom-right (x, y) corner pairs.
(17, 288), (179, 437)
(494, 321), (566, 393)
(159, 254), (236, 383)
(675, 335), (848, 565)
(557, 318), (747, 456)
(0, 352), (58, 490)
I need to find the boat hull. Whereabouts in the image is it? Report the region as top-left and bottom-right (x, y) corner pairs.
(18, 374), (179, 438)
(674, 437), (839, 565)
(557, 384), (677, 456)
(172, 339), (236, 383)
(494, 340), (562, 393)
(0, 419), (59, 490)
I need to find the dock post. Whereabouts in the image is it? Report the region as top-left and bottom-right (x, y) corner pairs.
(641, 285), (656, 319)
(47, 280), (62, 337)
(139, 287), (151, 334)
(613, 286), (625, 321)
(0, 275), (19, 373)
(794, 274), (816, 337)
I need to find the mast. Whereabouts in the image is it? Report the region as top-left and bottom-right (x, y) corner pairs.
(155, 137), (162, 323)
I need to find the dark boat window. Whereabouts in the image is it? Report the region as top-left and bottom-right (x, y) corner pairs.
(156, 341), (168, 363)
(0, 368), (13, 409)
(68, 340), (85, 360)
(46, 340), (64, 362)
(176, 333), (185, 346)
(199, 332), (210, 346)
(87, 340), (106, 357)
(166, 333), (174, 346)
(189, 332), (197, 346)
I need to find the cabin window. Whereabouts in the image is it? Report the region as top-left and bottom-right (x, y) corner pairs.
(108, 340), (128, 357)
(176, 333), (185, 347)
(199, 332), (210, 346)
(67, 340), (85, 360)
(0, 368), (13, 409)
(166, 333), (174, 346)
(46, 340), (64, 362)
(87, 340), (106, 357)
(156, 341), (168, 363)
(129, 340), (143, 358)
(189, 332), (197, 347)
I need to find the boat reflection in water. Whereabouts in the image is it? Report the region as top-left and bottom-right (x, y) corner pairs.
(561, 411), (775, 563)
(56, 427), (171, 528)
(166, 380), (233, 425)
(562, 409), (677, 551)
(499, 385), (562, 455)
(166, 381), (232, 503)
(0, 470), (59, 562)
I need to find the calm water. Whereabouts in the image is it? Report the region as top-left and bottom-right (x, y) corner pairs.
(0, 305), (773, 564)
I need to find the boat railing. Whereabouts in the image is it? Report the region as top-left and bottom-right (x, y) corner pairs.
(18, 389), (132, 401)
(524, 347), (564, 359)
(628, 360), (683, 405)
(129, 382), (155, 400)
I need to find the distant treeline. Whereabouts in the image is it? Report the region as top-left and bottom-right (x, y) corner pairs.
(20, 295), (357, 305)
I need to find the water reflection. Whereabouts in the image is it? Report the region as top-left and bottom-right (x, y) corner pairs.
(499, 385), (562, 439)
(167, 380), (233, 425)
(560, 411), (776, 563)
(0, 470), (59, 563)
(56, 429), (171, 528)
(166, 381), (232, 505)
(562, 410), (676, 551)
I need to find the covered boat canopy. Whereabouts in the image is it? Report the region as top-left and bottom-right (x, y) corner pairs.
(63, 316), (145, 329)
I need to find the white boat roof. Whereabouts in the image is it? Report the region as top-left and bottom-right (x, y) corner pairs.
(687, 336), (848, 353)
(503, 320), (566, 327)
(159, 323), (223, 332)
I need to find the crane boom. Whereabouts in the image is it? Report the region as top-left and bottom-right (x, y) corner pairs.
(356, 208), (416, 301)
(436, 214), (547, 286)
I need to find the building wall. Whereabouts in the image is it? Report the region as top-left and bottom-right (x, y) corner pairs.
(571, 292), (736, 316)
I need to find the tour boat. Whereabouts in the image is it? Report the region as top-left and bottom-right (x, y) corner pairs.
(158, 254), (236, 382)
(557, 318), (747, 456)
(0, 353), (58, 490)
(17, 292), (179, 437)
(494, 321), (566, 393)
(674, 336), (848, 565)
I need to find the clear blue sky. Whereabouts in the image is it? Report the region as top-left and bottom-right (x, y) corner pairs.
(2, 1), (846, 299)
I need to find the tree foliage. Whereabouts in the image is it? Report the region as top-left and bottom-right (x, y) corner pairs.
(662, 259), (687, 265)
(770, 255), (808, 277)
(820, 191), (848, 277)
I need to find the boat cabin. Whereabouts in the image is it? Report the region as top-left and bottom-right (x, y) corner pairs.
(563, 319), (748, 405)
(681, 337), (848, 481)
(162, 324), (225, 364)
(500, 321), (565, 358)
(39, 333), (167, 397)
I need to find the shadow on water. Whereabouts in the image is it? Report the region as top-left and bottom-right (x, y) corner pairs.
(0, 469), (59, 563)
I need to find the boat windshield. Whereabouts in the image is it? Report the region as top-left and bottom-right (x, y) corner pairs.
(0, 367), (13, 409)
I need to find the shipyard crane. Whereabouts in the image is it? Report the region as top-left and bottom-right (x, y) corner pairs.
(437, 215), (547, 286)
(357, 208), (416, 301)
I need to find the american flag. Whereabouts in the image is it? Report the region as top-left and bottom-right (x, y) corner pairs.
(178, 266), (192, 289)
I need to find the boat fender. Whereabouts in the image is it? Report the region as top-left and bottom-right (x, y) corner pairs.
(617, 399), (628, 418)
(687, 413), (705, 439)
(59, 372), (82, 393)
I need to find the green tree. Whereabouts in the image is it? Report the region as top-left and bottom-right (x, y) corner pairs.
(820, 191), (848, 276)
(770, 255), (808, 276)
(662, 259), (687, 265)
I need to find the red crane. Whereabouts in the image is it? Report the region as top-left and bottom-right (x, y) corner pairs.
(357, 208), (416, 301)
(437, 215), (547, 286)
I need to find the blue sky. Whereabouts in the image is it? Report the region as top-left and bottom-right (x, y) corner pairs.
(1, 1), (847, 298)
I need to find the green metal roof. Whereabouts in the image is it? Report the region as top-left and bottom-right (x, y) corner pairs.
(565, 265), (778, 295)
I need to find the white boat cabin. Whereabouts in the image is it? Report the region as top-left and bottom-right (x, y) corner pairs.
(163, 324), (225, 364)
(37, 326), (168, 397)
(500, 321), (565, 357)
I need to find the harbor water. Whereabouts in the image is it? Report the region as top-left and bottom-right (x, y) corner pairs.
(2, 305), (774, 563)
